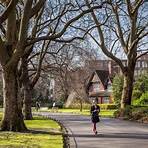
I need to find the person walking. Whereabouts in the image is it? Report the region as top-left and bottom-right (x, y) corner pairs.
(90, 100), (100, 135)
(36, 101), (40, 111)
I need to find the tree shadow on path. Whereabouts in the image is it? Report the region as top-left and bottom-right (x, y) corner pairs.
(68, 133), (148, 139)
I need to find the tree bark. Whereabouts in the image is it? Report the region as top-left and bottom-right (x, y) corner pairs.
(1, 67), (27, 131)
(21, 58), (33, 120)
(23, 85), (33, 120)
(80, 99), (83, 112)
(120, 67), (135, 110)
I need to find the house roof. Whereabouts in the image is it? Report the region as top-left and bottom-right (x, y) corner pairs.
(86, 70), (110, 92)
(95, 70), (109, 86)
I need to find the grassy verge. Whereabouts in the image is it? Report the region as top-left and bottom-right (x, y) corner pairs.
(0, 114), (63, 148)
(47, 108), (116, 117)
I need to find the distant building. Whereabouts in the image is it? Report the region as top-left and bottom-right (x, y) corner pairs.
(134, 54), (148, 76)
(85, 54), (148, 77)
(86, 70), (113, 104)
(52, 54), (148, 104)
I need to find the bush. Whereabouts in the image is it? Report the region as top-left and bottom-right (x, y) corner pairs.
(131, 106), (148, 121)
(56, 101), (64, 108)
(132, 73), (148, 102)
(48, 103), (54, 109)
(141, 93), (148, 105)
(112, 75), (123, 106)
(133, 92), (148, 106)
(98, 104), (117, 110)
(67, 103), (117, 110)
(114, 105), (148, 123)
(114, 105), (133, 118)
(114, 109), (120, 117)
(67, 103), (90, 109)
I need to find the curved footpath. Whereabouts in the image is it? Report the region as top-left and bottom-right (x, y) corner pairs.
(37, 112), (148, 148)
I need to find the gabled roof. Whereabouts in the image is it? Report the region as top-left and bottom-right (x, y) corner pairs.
(95, 70), (109, 87)
(86, 70), (110, 91)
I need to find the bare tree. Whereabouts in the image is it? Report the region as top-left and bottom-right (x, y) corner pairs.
(0, 0), (104, 131)
(81, 0), (148, 113)
(44, 41), (98, 108)
(20, 40), (50, 120)
(0, 0), (38, 131)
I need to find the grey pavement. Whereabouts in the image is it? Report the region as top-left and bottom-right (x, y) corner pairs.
(38, 112), (148, 148)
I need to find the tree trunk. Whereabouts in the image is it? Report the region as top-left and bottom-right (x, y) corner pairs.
(23, 86), (33, 120)
(1, 68), (27, 131)
(22, 58), (33, 120)
(80, 99), (83, 112)
(120, 69), (134, 110)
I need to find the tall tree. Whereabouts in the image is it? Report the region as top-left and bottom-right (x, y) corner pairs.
(0, 0), (104, 131)
(83, 0), (148, 113)
(0, 0), (35, 131)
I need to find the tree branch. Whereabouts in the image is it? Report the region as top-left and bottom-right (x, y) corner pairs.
(136, 52), (148, 61)
(0, 0), (18, 25)
(30, 0), (45, 18)
(26, 3), (104, 45)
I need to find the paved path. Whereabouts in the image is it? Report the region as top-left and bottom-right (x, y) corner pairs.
(38, 112), (148, 148)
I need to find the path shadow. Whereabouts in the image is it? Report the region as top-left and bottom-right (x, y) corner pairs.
(68, 132), (148, 139)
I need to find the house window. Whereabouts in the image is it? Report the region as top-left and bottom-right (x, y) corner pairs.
(144, 62), (147, 67)
(103, 97), (110, 104)
(142, 61), (145, 68)
(136, 61), (141, 68)
(138, 61), (141, 67)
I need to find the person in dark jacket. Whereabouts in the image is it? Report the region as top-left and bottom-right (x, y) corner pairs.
(90, 100), (100, 134)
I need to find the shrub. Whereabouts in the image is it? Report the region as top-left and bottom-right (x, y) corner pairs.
(67, 103), (90, 109)
(98, 104), (117, 110)
(133, 91), (148, 105)
(112, 75), (123, 106)
(132, 73), (148, 102)
(131, 106), (148, 121)
(113, 105), (133, 118)
(114, 105), (148, 123)
(114, 109), (120, 117)
(67, 103), (117, 110)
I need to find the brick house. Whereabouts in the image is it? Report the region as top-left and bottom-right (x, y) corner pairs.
(87, 70), (113, 104)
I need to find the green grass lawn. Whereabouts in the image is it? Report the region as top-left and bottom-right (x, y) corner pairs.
(0, 114), (63, 148)
(47, 108), (116, 117)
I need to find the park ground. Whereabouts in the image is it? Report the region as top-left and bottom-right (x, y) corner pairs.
(0, 112), (63, 148)
(0, 108), (148, 148)
(38, 112), (148, 148)
(0, 108), (116, 148)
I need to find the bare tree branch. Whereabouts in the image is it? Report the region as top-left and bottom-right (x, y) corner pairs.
(136, 52), (148, 61)
(26, 3), (104, 45)
(30, 0), (45, 18)
(0, 0), (18, 25)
